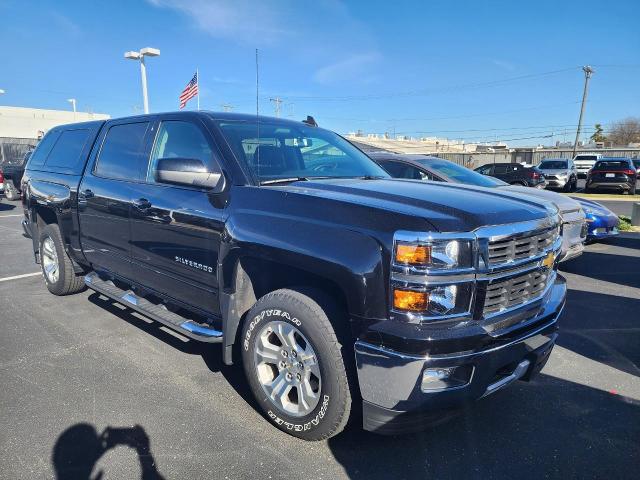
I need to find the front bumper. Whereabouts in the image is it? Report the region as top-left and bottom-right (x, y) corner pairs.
(586, 213), (619, 240)
(545, 178), (568, 188)
(355, 275), (566, 434)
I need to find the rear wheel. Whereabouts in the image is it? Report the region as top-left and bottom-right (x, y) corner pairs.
(3, 181), (20, 201)
(39, 224), (86, 295)
(241, 289), (354, 440)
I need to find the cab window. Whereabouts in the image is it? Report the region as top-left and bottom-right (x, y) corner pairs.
(148, 121), (217, 183)
(94, 122), (150, 181)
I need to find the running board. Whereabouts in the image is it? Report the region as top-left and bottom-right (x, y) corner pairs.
(84, 272), (223, 343)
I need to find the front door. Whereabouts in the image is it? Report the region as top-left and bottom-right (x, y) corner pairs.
(129, 118), (226, 315)
(78, 120), (153, 278)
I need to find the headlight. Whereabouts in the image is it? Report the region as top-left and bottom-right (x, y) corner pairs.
(394, 239), (473, 270)
(393, 283), (473, 317)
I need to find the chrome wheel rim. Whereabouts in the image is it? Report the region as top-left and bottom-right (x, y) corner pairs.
(253, 321), (321, 417)
(41, 237), (59, 284)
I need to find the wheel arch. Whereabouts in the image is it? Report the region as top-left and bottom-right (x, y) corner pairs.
(219, 248), (385, 365)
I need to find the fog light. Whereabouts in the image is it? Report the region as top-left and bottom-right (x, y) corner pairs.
(421, 365), (474, 392)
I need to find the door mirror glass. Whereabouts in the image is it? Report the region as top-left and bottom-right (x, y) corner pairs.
(155, 157), (225, 191)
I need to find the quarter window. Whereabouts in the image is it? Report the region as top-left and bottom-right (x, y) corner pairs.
(28, 130), (61, 168)
(45, 129), (91, 172)
(95, 122), (149, 180)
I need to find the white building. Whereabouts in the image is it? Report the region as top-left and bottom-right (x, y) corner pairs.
(0, 106), (110, 140)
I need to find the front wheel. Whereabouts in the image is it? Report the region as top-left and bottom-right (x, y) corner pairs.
(241, 289), (354, 440)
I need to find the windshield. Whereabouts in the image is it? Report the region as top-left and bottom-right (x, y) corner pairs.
(574, 155), (597, 161)
(216, 120), (389, 183)
(593, 160), (631, 170)
(539, 160), (568, 169)
(416, 158), (507, 187)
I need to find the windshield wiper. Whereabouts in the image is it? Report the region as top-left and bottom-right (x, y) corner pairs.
(260, 177), (310, 185)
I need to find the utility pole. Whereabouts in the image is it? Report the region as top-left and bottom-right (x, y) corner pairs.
(572, 65), (594, 158)
(270, 97), (283, 117)
(221, 103), (234, 112)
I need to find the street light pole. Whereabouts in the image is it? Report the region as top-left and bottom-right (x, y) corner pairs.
(572, 65), (594, 158)
(124, 47), (160, 114)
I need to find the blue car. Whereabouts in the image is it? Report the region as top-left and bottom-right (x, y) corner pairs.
(570, 197), (619, 241)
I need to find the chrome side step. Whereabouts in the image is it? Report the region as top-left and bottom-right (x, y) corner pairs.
(85, 272), (223, 343)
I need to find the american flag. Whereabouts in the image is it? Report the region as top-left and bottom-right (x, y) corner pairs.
(179, 71), (198, 109)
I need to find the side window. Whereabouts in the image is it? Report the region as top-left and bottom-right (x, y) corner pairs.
(148, 121), (215, 183)
(27, 130), (61, 168)
(477, 165), (492, 174)
(94, 122), (149, 181)
(494, 165), (508, 174)
(44, 129), (91, 173)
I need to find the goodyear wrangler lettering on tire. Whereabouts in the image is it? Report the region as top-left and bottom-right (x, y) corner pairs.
(267, 395), (331, 431)
(243, 309), (301, 351)
(240, 289), (354, 440)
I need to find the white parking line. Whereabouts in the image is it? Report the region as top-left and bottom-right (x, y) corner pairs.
(0, 214), (23, 218)
(0, 272), (41, 283)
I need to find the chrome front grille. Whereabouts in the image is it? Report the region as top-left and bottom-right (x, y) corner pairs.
(487, 227), (556, 266)
(483, 269), (551, 316)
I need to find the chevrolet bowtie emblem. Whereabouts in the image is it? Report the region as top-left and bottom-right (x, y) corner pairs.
(542, 251), (555, 269)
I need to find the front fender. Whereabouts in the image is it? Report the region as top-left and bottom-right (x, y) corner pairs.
(218, 211), (389, 364)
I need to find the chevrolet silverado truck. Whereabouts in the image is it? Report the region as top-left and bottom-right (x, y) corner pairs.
(21, 112), (566, 440)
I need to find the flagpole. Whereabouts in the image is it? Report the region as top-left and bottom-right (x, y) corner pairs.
(196, 68), (200, 111)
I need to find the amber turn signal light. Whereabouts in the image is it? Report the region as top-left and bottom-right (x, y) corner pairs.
(393, 289), (429, 312)
(395, 244), (431, 265)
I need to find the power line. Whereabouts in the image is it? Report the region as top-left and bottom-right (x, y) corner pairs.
(280, 66), (580, 102)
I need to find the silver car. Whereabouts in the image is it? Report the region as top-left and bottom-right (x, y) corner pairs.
(370, 153), (587, 262)
(537, 158), (578, 192)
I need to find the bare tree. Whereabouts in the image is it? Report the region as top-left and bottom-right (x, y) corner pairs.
(607, 117), (640, 146)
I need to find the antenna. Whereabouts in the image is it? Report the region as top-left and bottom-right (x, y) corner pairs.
(255, 48), (260, 180)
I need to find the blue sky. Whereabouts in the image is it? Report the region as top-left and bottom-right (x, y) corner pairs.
(1, 0), (639, 145)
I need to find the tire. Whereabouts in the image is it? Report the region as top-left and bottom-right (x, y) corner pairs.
(240, 289), (354, 441)
(510, 181), (527, 186)
(38, 224), (86, 295)
(4, 181), (20, 201)
(570, 177), (578, 192)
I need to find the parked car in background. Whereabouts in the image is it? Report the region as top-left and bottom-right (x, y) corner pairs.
(537, 158), (578, 192)
(632, 158), (640, 178)
(584, 157), (637, 195)
(370, 153), (586, 262)
(474, 162), (546, 188)
(2, 151), (32, 201)
(573, 154), (601, 178)
(570, 197), (620, 241)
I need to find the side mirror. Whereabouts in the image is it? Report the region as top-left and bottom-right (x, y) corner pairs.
(155, 158), (225, 191)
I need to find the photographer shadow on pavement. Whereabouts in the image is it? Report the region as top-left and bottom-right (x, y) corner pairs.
(52, 423), (165, 480)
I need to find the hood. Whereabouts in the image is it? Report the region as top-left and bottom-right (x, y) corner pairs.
(570, 196), (616, 216)
(500, 185), (582, 215)
(273, 178), (553, 232)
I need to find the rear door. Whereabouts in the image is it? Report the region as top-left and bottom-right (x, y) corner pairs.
(492, 164), (509, 181)
(129, 116), (226, 314)
(78, 119), (154, 278)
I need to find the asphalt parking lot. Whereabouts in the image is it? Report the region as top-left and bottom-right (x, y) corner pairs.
(1, 200), (639, 479)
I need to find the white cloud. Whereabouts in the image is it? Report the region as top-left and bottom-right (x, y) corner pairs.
(491, 59), (516, 71)
(313, 52), (381, 84)
(50, 12), (81, 37)
(147, 0), (296, 44)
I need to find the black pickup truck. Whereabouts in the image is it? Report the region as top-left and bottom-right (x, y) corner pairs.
(21, 112), (565, 440)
